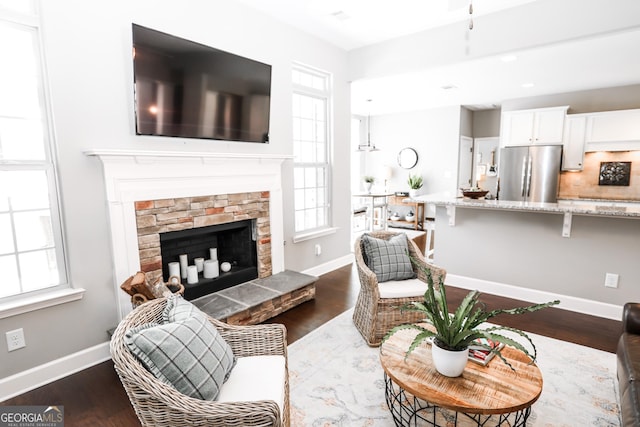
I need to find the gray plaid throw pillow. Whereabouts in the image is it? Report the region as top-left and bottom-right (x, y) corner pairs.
(163, 294), (206, 323)
(125, 300), (236, 400)
(361, 233), (416, 282)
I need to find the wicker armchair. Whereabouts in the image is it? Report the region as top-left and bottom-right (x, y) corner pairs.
(353, 230), (446, 347)
(110, 297), (289, 427)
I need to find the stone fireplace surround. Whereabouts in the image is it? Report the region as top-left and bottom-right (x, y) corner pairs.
(86, 149), (291, 320)
(135, 192), (271, 294)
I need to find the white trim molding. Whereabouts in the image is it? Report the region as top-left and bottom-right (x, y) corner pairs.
(0, 342), (111, 402)
(447, 274), (622, 320)
(302, 254), (353, 278)
(0, 288), (85, 319)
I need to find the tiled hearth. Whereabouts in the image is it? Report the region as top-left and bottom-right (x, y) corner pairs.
(87, 149), (291, 320)
(193, 270), (317, 325)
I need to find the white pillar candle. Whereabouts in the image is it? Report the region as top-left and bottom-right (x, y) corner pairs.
(168, 262), (180, 278)
(186, 265), (198, 284)
(179, 254), (188, 279)
(203, 259), (219, 279)
(209, 247), (218, 261)
(194, 257), (205, 272)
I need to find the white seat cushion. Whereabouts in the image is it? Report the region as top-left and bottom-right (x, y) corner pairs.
(217, 355), (286, 413)
(378, 278), (427, 299)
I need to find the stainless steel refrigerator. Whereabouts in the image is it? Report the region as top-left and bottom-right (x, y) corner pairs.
(498, 145), (562, 203)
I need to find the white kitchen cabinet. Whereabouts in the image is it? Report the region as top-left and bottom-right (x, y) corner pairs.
(500, 106), (568, 146)
(585, 109), (640, 143)
(562, 115), (586, 170)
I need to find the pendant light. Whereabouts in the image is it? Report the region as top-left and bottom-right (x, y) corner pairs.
(356, 99), (379, 152)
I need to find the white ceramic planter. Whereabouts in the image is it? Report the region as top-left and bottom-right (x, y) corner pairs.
(431, 341), (468, 377)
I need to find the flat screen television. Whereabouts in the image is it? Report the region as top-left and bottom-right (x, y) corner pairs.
(132, 24), (271, 143)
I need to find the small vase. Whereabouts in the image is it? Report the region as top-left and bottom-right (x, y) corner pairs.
(365, 182), (373, 193)
(431, 340), (468, 377)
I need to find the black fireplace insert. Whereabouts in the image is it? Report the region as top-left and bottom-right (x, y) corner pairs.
(160, 219), (258, 300)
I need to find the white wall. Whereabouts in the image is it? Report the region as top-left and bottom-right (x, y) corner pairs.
(0, 0), (350, 380)
(472, 109), (501, 138)
(359, 107), (461, 198)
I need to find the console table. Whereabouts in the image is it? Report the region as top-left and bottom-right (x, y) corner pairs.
(387, 196), (425, 230)
(380, 327), (543, 426)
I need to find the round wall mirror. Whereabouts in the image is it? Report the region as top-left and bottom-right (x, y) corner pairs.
(398, 147), (418, 169)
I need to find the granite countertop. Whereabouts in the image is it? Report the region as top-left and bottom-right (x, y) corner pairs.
(414, 196), (640, 218)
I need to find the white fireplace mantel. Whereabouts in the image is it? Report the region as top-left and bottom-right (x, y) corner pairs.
(86, 149), (293, 319)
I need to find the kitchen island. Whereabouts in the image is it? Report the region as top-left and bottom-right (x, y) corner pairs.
(430, 197), (640, 237)
(415, 196), (640, 320)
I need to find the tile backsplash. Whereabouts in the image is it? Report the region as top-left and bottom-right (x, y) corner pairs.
(559, 151), (640, 201)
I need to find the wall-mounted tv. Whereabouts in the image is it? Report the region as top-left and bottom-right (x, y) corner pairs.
(132, 24), (271, 143)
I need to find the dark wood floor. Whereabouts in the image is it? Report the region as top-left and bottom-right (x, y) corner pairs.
(3, 263), (621, 426)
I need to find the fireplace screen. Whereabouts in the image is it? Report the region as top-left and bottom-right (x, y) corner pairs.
(160, 219), (258, 300)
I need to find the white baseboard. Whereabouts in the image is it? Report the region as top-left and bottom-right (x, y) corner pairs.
(0, 341), (111, 402)
(447, 274), (623, 321)
(302, 254), (354, 278)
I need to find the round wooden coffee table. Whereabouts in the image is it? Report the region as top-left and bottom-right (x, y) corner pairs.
(380, 327), (543, 426)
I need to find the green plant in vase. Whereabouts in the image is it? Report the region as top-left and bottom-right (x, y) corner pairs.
(383, 262), (559, 376)
(407, 174), (423, 189)
(407, 174), (423, 197)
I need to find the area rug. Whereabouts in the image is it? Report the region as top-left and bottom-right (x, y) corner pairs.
(288, 308), (620, 426)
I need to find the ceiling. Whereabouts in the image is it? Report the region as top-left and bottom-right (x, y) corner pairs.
(235, 0), (640, 115)
(235, 0), (539, 50)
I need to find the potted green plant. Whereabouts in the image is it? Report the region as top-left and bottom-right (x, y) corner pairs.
(407, 174), (423, 197)
(363, 175), (375, 193)
(383, 264), (559, 377)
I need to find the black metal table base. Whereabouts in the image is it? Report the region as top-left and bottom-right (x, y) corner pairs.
(384, 373), (531, 427)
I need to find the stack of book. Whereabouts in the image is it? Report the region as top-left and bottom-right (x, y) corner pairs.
(468, 338), (505, 366)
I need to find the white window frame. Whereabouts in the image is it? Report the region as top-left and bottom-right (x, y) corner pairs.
(0, 2), (82, 318)
(291, 63), (336, 242)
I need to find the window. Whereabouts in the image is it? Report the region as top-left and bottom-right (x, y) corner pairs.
(292, 64), (332, 237)
(0, 2), (68, 302)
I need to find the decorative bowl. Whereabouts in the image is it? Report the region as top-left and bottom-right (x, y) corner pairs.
(461, 189), (489, 199)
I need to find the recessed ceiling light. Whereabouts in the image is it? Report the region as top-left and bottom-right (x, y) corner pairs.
(441, 84), (458, 90)
(500, 55), (518, 63)
(521, 82), (535, 88)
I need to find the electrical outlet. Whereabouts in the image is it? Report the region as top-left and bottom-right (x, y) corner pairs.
(6, 328), (26, 352)
(604, 273), (619, 288)
(314, 244), (322, 256)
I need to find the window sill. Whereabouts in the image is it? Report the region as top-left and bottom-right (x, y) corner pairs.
(0, 288), (86, 319)
(292, 227), (339, 243)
